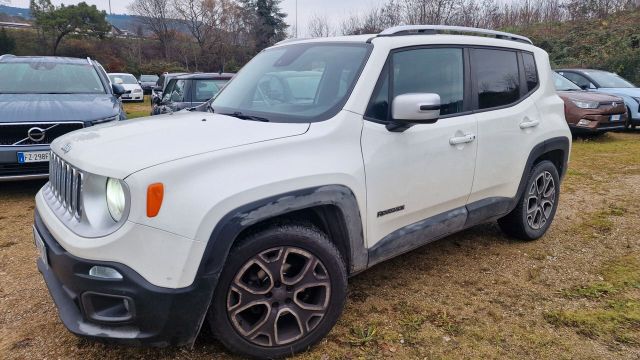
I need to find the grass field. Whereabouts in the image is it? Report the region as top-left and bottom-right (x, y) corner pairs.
(123, 95), (153, 119)
(1, 131), (639, 359)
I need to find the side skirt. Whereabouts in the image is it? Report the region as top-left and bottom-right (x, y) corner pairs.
(367, 197), (513, 267)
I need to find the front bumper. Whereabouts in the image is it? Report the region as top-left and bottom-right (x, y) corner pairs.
(569, 112), (627, 133)
(0, 145), (50, 181)
(34, 211), (219, 347)
(121, 93), (144, 101)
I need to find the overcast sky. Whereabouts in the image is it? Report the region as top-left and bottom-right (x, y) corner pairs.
(7, 0), (379, 36)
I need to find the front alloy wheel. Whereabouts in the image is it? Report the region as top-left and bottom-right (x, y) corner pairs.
(227, 247), (330, 347)
(209, 224), (347, 359)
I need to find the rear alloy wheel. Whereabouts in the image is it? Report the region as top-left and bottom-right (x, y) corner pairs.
(525, 171), (556, 230)
(498, 160), (560, 240)
(209, 224), (347, 359)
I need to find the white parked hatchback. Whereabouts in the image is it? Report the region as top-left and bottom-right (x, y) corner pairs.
(108, 73), (144, 102)
(35, 26), (570, 359)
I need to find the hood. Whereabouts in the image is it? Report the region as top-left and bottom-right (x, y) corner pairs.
(51, 112), (310, 178)
(119, 83), (142, 91)
(0, 94), (120, 123)
(595, 88), (640, 98)
(557, 90), (623, 102)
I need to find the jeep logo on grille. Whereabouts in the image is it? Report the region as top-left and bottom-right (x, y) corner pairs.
(27, 127), (46, 142)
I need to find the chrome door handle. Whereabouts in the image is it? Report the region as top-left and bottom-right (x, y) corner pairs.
(449, 134), (476, 145)
(520, 119), (540, 129)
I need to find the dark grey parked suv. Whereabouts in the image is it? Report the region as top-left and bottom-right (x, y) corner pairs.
(151, 73), (234, 115)
(0, 55), (126, 181)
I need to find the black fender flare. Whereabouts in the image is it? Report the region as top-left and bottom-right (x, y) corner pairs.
(511, 136), (570, 211)
(196, 184), (367, 280)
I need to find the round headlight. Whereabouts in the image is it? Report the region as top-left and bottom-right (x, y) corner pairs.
(106, 178), (126, 221)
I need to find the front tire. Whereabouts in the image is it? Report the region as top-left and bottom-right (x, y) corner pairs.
(208, 224), (347, 359)
(626, 107), (636, 130)
(498, 160), (560, 240)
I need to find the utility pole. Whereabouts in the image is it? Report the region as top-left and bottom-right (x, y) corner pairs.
(108, 0), (112, 15)
(295, 0), (298, 38)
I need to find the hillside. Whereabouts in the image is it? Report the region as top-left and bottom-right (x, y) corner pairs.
(510, 10), (640, 84)
(0, 4), (141, 32)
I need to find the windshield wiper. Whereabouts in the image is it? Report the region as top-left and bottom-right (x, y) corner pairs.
(222, 111), (270, 122)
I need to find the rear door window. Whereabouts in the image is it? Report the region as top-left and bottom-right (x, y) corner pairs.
(193, 80), (228, 102)
(471, 48), (521, 109)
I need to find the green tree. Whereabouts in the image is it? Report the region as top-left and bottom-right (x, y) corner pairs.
(30, 0), (110, 55)
(240, 0), (287, 52)
(0, 28), (16, 54)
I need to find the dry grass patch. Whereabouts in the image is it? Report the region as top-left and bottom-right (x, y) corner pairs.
(549, 254), (640, 345)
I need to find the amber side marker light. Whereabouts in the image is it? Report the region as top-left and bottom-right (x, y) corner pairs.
(147, 183), (164, 217)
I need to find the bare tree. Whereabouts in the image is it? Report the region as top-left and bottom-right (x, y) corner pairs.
(129, 0), (176, 59)
(307, 14), (332, 37)
(175, 0), (208, 50)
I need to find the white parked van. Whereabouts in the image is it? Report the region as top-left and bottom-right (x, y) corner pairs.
(34, 26), (570, 359)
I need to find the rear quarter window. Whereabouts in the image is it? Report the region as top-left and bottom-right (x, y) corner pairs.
(522, 53), (539, 92)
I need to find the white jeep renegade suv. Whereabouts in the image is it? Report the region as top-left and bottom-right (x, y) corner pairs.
(34, 26), (570, 359)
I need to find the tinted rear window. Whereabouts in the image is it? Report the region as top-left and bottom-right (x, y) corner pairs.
(472, 49), (520, 109)
(0, 62), (105, 94)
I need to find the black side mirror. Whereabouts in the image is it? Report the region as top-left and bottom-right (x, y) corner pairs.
(153, 86), (163, 93)
(153, 96), (163, 105)
(579, 84), (589, 90)
(112, 84), (126, 97)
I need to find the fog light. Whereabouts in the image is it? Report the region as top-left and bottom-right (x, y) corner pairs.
(577, 119), (591, 127)
(89, 266), (123, 280)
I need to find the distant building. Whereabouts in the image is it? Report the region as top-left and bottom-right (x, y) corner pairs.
(0, 21), (31, 29)
(108, 24), (138, 39)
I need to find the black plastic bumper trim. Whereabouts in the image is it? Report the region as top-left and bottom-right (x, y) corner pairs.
(34, 210), (219, 347)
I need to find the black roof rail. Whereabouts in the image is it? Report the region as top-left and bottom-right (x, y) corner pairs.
(377, 25), (533, 44)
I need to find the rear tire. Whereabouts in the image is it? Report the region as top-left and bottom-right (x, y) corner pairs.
(498, 160), (560, 241)
(208, 223), (347, 359)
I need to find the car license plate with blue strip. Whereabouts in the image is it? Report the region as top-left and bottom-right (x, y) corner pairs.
(17, 151), (50, 163)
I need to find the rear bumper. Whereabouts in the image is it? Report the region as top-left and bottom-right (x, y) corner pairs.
(0, 145), (50, 180)
(34, 210), (219, 347)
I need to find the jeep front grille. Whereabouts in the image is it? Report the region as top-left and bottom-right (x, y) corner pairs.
(49, 153), (83, 219)
(0, 122), (84, 146)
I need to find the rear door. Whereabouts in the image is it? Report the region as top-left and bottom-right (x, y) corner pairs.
(361, 47), (478, 250)
(467, 48), (542, 212)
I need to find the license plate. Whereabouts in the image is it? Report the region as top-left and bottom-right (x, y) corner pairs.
(610, 114), (622, 121)
(33, 227), (48, 268)
(17, 151), (50, 163)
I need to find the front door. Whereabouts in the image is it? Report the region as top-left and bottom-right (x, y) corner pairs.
(361, 47), (477, 252)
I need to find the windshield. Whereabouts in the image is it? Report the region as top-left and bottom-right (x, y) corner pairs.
(109, 74), (138, 85)
(140, 75), (158, 82)
(212, 43), (372, 122)
(554, 72), (581, 91)
(0, 62), (105, 94)
(585, 70), (636, 88)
